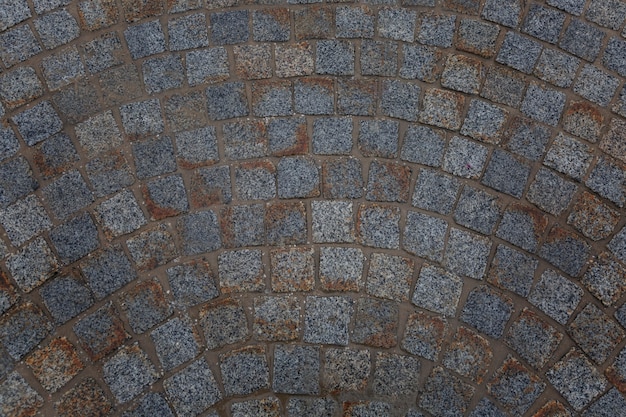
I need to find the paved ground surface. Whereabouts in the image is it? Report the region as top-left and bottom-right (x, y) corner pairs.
(1, 0), (626, 416)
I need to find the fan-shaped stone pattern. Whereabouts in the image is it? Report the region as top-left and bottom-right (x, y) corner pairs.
(0, 0), (626, 416)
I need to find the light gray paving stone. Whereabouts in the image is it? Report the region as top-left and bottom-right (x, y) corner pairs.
(412, 265), (463, 317)
(304, 296), (353, 346)
(529, 269), (583, 325)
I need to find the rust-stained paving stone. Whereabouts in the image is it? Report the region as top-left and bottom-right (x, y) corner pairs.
(126, 224), (177, 271)
(294, 6), (333, 40)
(163, 91), (209, 133)
(190, 165), (232, 208)
(531, 400), (572, 417)
(582, 252), (626, 307)
(606, 346), (626, 394)
(122, 0), (164, 23)
(505, 308), (563, 370)
(563, 101), (604, 143)
(319, 247), (364, 292)
(402, 311), (449, 361)
(73, 302), (129, 362)
(442, 327), (492, 384)
(419, 367), (475, 417)
(0, 302), (51, 361)
(487, 356), (545, 416)
(366, 252), (414, 302)
(0, 269), (17, 315)
(265, 201), (307, 245)
(539, 226), (591, 277)
(600, 118), (626, 163)
(78, 0), (119, 31)
(275, 42), (314, 78)
(419, 88), (465, 131)
(234, 44), (272, 80)
(351, 297), (398, 348)
(199, 298), (249, 349)
(253, 296), (300, 341)
(220, 204), (265, 248)
(365, 161), (412, 203)
(323, 348), (371, 393)
(55, 377), (111, 417)
(26, 337), (84, 393)
(270, 247), (314, 292)
(567, 303), (625, 365)
(567, 191), (620, 241)
(120, 278), (172, 334)
(0, 371), (44, 417)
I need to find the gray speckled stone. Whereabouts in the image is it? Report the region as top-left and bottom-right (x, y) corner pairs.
(81, 246), (137, 300)
(200, 299), (248, 349)
(529, 269), (583, 325)
(505, 308), (562, 370)
(445, 228), (491, 280)
(488, 245), (538, 297)
(403, 210), (447, 262)
(442, 136), (488, 179)
(313, 117), (353, 155)
(40, 276), (93, 324)
(461, 286), (513, 339)
(401, 125), (445, 167)
(482, 0), (523, 27)
(50, 212), (99, 264)
(274, 344), (320, 394)
(1, 194), (51, 246)
(95, 190), (146, 238)
(151, 317), (199, 371)
(413, 169), (460, 215)
(381, 79), (421, 122)
(454, 186), (502, 235)
(12, 100), (62, 146)
(277, 156), (319, 199)
(560, 19), (605, 62)
(34, 9), (79, 49)
(496, 32), (541, 74)
(103, 344), (158, 403)
(412, 265), (462, 317)
(210, 10), (249, 45)
(521, 83), (566, 127)
(220, 346), (269, 396)
(0, 25), (42, 68)
(304, 296), (353, 345)
(522, 4), (565, 44)
(164, 359), (222, 416)
(418, 14), (455, 47)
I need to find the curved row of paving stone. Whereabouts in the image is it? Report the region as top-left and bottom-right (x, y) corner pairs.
(1, 0), (626, 416)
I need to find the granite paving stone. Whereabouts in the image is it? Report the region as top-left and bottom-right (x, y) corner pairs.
(338, 78), (377, 116)
(234, 45), (272, 80)
(231, 398), (281, 417)
(401, 125), (446, 167)
(456, 18), (499, 58)
(540, 226), (591, 277)
(132, 136), (176, 179)
(529, 269), (583, 325)
(95, 189), (146, 239)
(402, 311), (448, 361)
(211, 10), (249, 45)
(25, 337), (83, 393)
(482, 149), (530, 198)
(366, 161), (411, 203)
(412, 264), (463, 317)
(319, 247), (364, 292)
(522, 4), (565, 44)
(563, 101), (604, 143)
(378, 7), (415, 41)
(403, 210), (447, 261)
(420, 89), (464, 130)
(496, 32), (542, 74)
(164, 91), (209, 133)
(34, 9), (80, 49)
(175, 126), (218, 168)
(265, 201), (307, 245)
(441, 55), (483, 95)
(0, 194), (51, 246)
(574, 65), (619, 107)
(304, 296), (353, 345)
(0, 26), (42, 69)
(454, 185), (502, 235)
(359, 119), (399, 158)
(166, 260), (218, 308)
(616, 303), (626, 328)
(220, 346), (270, 395)
(150, 316), (199, 371)
(40, 275), (93, 324)
(445, 228), (491, 280)
(322, 157), (364, 199)
(277, 156), (319, 198)
(0, 372), (44, 417)
(583, 388), (626, 417)
(122, 392), (174, 417)
(567, 191), (619, 241)
(72, 302), (128, 361)
(534, 48), (580, 89)
(521, 83), (566, 126)
(604, 37), (626, 77)
(294, 6), (332, 40)
(582, 253), (626, 307)
(234, 161), (276, 201)
(53, 79), (103, 124)
(12, 100), (63, 146)
(560, 19), (605, 62)
(199, 298), (249, 349)
(207, 82), (249, 120)
(164, 359), (222, 416)
(468, 399), (506, 417)
(253, 8), (290, 42)
(221, 204), (265, 248)
(586, 156), (626, 208)
(268, 117), (308, 156)
(336, 6), (374, 39)
(568, 303), (624, 364)
(6, 237), (58, 292)
(55, 377), (111, 417)
(400, 44), (441, 82)
(34, 133), (79, 179)
(488, 245), (538, 297)
(418, 14), (456, 48)
(442, 136), (488, 179)
(462, 99), (508, 144)
(120, 99), (164, 139)
(442, 327), (492, 383)
(142, 54), (184, 94)
(41, 46), (85, 91)
(419, 367), (475, 417)
(0, 67), (43, 110)
(352, 297), (399, 348)
(275, 42), (314, 78)
(252, 80), (293, 117)
(223, 120), (267, 160)
(168, 13), (208, 51)
(528, 168), (578, 215)
(313, 117), (352, 155)
(357, 204), (400, 249)
(218, 249), (264, 292)
(487, 357), (545, 415)
(294, 78), (334, 115)
(506, 308), (563, 370)
(366, 252), (413, 303)
(0, 302), (51, 360)
(601, 118), (626, 164)
(120, 278), (172, 334)
(343, 401), (391, 417)
(81, 246), (137, 300)
(586, 0), (626, 30)
(77, 0), (119, 31)
(270, 247), (314, 292)
(461, 285), (513, 338)
(273, 345), (320, 394)
(323, 348), (370, 391)
(361, 40), (398, 77)
(43, 170), (94, 221)
(0, 0), (31, 32)
(121, 0), (163, 22)
(186, 47), (229, 86)
(606, 346), (626, 394)
(253, 296), (300, 341)
(374, 353), (421, 398)
(316, 40), (355, 76)
(312, 200), (354, 243)
(99, 63), (143, 106)
(382, 79), (421, 122)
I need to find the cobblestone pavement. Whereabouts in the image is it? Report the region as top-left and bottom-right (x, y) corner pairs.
(1, 0), (626, 416)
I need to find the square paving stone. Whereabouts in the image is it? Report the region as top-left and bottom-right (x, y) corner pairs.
(275, 42), (314, 78)
(218, 249), (264, 293)
(322, 157), (363, 199)
(122, 392), (174, 417)
(166, 260), (218, 308)
(378, 7), (415, 41)
(168, 13), (208, 51)
(496, 204), (548, 252)
(120, 99), (164, 139)
(1, 194), (51, 246)
(277, 156), (319, 198)
(496, 32), (542, 74)
(606, 346), (626, 394)
(454, 186), (502, 235)
(43, 170), (93, 222)
(359, 119), (399, 158)
(143, 175), (188, 220)
(367, 253), (414, 303)
(534, 48), (580, 89)
(211, 10), (248, 44)
(12, 100), (62, 146)
(164, 92), (208, 133)
(316, 40), (354, 76)
(294, 6), (332, 40)
(522, 4), (566, 44)
(584, 388), (626, 417)
(41, 46), (85, 91)
(547, 349), (607, 411)
(505, 117), (550, 161)
(132, 135), (176, 179)
(444, 228), (491, 279)
(528, 168), (577, 215)
(482, 149), (530, 198)
(304, 296), (353, 345)
(53, 79), (102, 124)
(220, 346), (269, 396)
(81, 31), (125, 74)
(403, 211), (447, 262)
(505, 308), (563, 370)
(104, 344), (158, 403)
(357, 204), (400, 249)
(586, 156), (626, 208)
(381, 79), (421, 122)
(401, 125), (445, 167)
(312, 200), (354, 243)
(33, 133), (78, 179)
(0, 302), (51, 360)
(488, 245), (538, 297)
(482, 0), (523, 27)
(412, 264), (462, 317)
(265, 201), (307, 245)
(442, 327), (492, 383)
(270, 247), (314, 292)
(529, 269), (583, 325)
(374, 353), (421, 398)
(120, 279), (172, 334)
(206, 82), (248, 120)
(418, 13), (456, 47)
(186, 47), (229, 86)
(124, 20), (166, 59)
(55, 377), (111, 417)
(82, 152), (134, 197)
(77, 0), (119, 32)
(0, 372), (43, 417)
(461, 100), (508, 144)
(223, 120), (267, 160)
(274, 345), (320, 394)
(253, 8), (290, 41)
(142, 54), (184, 94)
(461, 285), (513, 338)
(25, 337), (84, 393)
(560, 19), (605, 62)
(164, 359), (221, 416)
(151, 317), (199, 371)
(567, 191), (619, 241)
(6, 237), (58, 292)
(582, 253), (626, 307)
(95, 189), (146, 239)
(175, 126), (218, 168)
(81, 246), (136, 299)
(441, 55), (483, 94)
(253, 296), (300, 341)
(402, 311), (449, 361)
(400, 44), (441, 82)
(0, 25), (42, 67)
(540, 226), (591, 277)
(99, 64), (142, 107)
(34, 9), (79, 49)
(295, 78), (334, 115)
(252, 80), (293, 117)
(0, 0), (30, 32)
(574, 65), (619, 107)
(268, 117), (307, 156)
(442, 136), (488, 179)
(419, 367), (475, 417)
(336, 5), (374, 39)
(121, 0), (163, 22)
(234, 161), (276, 201)
(352, 298), (399, 348)
(72, 302), (128, 361)
(468, 398), (507, 417)
(75, 110), (122, 158)
(313, 117), (353, 155)
(40, 275), (93, 324)
(50, 213), (100, 264)
(234, 45), (272, 80)
(360, 40), (397, 76)
(568, 303), (624, 364)
(586, 0), (626, 29)
(604, 36), (626, 78)
(547, 0), (585, 15)
(456, 18), (499, 58)
(337, 79), (377, 117)
(323, 348), (370, 391)
(521, 83), (566, 127)
(366, 161), (411, 203)
(601, 118), (626, 164)
(319, 247), (364, 292)
(488, 357), (545, 415)
(200, 298), (249, 349)
(0, 66), (43, 110)
(221, 204), (264, 248)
